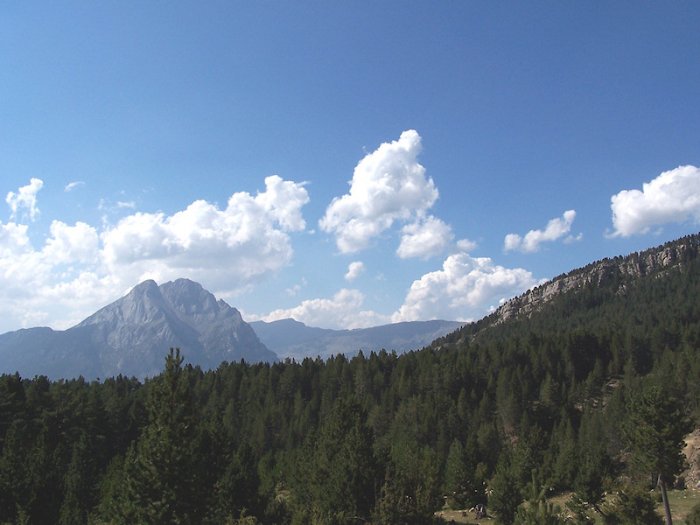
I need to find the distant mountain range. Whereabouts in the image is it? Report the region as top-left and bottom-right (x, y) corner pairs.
(250, 318), (464, 360)
(250, 319), (464, 360)
(0, 279), (463, 379)
(0, 279), (275, 379)
(3, 233), (698, 380)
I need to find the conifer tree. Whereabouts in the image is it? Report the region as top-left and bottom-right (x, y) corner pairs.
(308, 398), (377, 524)
(444, 439), (470, 509)
(114, 348), (200, 524)
(624, 382), (691, 525)
(59, 433), (94, 525)
(489, 452), (522, 525)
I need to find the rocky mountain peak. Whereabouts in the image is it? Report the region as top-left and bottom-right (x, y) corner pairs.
(1, 278), (276, 379)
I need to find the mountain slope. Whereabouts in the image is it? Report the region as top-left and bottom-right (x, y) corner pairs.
(250, 318), (464, 359)
(494, 233), (700, 325)
(433, 232), (700, 351)
(0, 279), (276, 379)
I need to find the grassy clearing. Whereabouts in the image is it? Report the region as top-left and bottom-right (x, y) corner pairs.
(435, 489), (700, 524)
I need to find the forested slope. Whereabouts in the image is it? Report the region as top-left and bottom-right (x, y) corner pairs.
(1, 235), (699, 524)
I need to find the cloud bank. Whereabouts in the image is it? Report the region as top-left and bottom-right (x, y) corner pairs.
(610, 165), (700, 237)
(259, 288), (389, 330)
(268, 250), (538, 329)
(0, 176), (309, 332)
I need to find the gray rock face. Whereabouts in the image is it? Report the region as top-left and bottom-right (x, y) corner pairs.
(0, 279), (276, 380)
(494, 233), (700, 324)
(250, 318), (464, 360)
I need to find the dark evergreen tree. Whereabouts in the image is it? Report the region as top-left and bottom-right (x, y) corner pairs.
(59, 433), (94, 525)
(444, 438), (471, 509)
(307, 398), (377, 524)
(488, 452), (522, 525)
(623, 382), (692, 525)
(113, 348), (202, 524)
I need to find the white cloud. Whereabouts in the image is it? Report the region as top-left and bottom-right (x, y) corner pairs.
(504, 210), (577, 253)
(6, 178), (43, 221)
(0, 222), (31, 257)
(345, 261), (365, 282)
(456, 238), (478, 252)
(286, 278), (307, 297)
(43, 221), (100, 264)
(0, 176), (310, 333)
(0, 218), (115, 331)
(392, 252), (538, 323)
(319, 130), (439, 253)
(101, 175), (309, 290)
(260, 288), (389, 329)
(64, 181), (84, 192)
(397, 215), (453, 259)
(609, 165), (700, 237)
(116, 200), (136, 209)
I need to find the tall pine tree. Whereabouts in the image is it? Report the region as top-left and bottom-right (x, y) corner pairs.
(114, 348), (202, 524)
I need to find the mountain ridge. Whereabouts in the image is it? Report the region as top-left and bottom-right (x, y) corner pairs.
(251, 318), (464, 360)
(2, 233), (699, 379)
(0, 278), (275, 379)
(494, 233), (700, 324)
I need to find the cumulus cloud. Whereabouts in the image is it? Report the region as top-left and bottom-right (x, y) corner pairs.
(260, 288), (389, 329)
(345, 261), (365, 281)
(0, 218), (115, 331)
(392, 252), (538, 323)
(0, 222), (31, 257)
(43, 221), (100, 264)
(6, 178), (43, 221)
(101, 175), (309, 290)
(0, 176), (310, 333)
(609, 165), (700, 237)
(504, 210), (578, 253)
(319, 130), (439, 253)
(397, 215), (453, 259)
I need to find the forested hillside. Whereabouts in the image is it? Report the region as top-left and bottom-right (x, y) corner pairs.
(1, 235), (700, 524)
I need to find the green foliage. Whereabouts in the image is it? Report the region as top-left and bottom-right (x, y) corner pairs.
(515, 472), (566, 525)
(113, 348), (203, 524)
(444, 439), (471, 509)
(603, 487), (663, 525)
(305, 398), (377, 524)
(0, 240), (699, 523)
(686, 502), (700, 525)
(623, 381), (692, 483)
(488, 452), (522, 525)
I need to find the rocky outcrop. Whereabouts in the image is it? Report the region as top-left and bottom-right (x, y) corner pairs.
(495, 234), (700, 323)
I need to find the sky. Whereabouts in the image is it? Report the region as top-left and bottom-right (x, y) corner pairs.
(1, 2), (700, 333)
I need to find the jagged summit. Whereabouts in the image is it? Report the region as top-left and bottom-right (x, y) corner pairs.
(0, 278), (276, 380)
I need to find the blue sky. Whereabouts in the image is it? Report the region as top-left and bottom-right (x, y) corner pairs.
(1, 2), (699, 333)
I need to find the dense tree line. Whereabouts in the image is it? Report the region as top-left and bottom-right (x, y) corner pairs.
(1, 252), (700, 524)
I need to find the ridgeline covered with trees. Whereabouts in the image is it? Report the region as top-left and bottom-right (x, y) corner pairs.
(1, 235), (700, 524)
